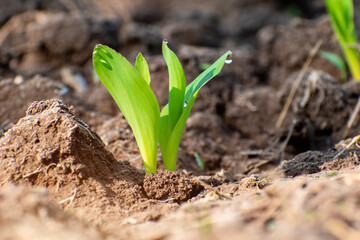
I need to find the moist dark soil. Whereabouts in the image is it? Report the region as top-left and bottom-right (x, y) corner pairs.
(1, 1), (360, 239)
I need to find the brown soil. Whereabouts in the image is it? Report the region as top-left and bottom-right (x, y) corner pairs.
(1, 0), (360, 239)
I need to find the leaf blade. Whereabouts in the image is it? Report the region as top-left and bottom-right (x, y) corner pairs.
(160, 50), (232, 171)
(162, 41), (186, 134)
(161, 93), (197, 171)
(185, 51), (232, 102)
(325, 0), (360, 80)
(159, 104), (170, 158)
(93, 44), (160, 174)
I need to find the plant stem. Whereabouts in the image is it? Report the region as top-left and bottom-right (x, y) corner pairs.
(344, 46), (360, 80)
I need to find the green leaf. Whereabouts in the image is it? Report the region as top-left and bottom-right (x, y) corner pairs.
(160, 93), (197, 171)
(135, 52), (151, 85)
(93, 44), (160, 174)
(159, 103), (170, 161)
(185, 51), (232, 102)
(162, 41), (186, 135)
(325, 0), (360, 80)
(319, 51), (347, 82)
(160, 50), (232, 171)
(194, 153), (205, 170)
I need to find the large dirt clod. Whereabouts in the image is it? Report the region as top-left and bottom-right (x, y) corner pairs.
(0, 99), (145, 221)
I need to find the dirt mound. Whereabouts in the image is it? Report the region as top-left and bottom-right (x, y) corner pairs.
(143, 171), (202, 202)
(0, 99), (145, 222)
(0, 184), (103, 240)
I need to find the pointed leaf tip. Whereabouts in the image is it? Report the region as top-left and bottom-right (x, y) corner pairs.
(162, 40), (186, 142)
(136, 52), (151, 85)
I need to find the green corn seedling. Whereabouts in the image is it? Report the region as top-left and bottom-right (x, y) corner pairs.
(325, 0), (360, 80)
(93, 41), (231, 174)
